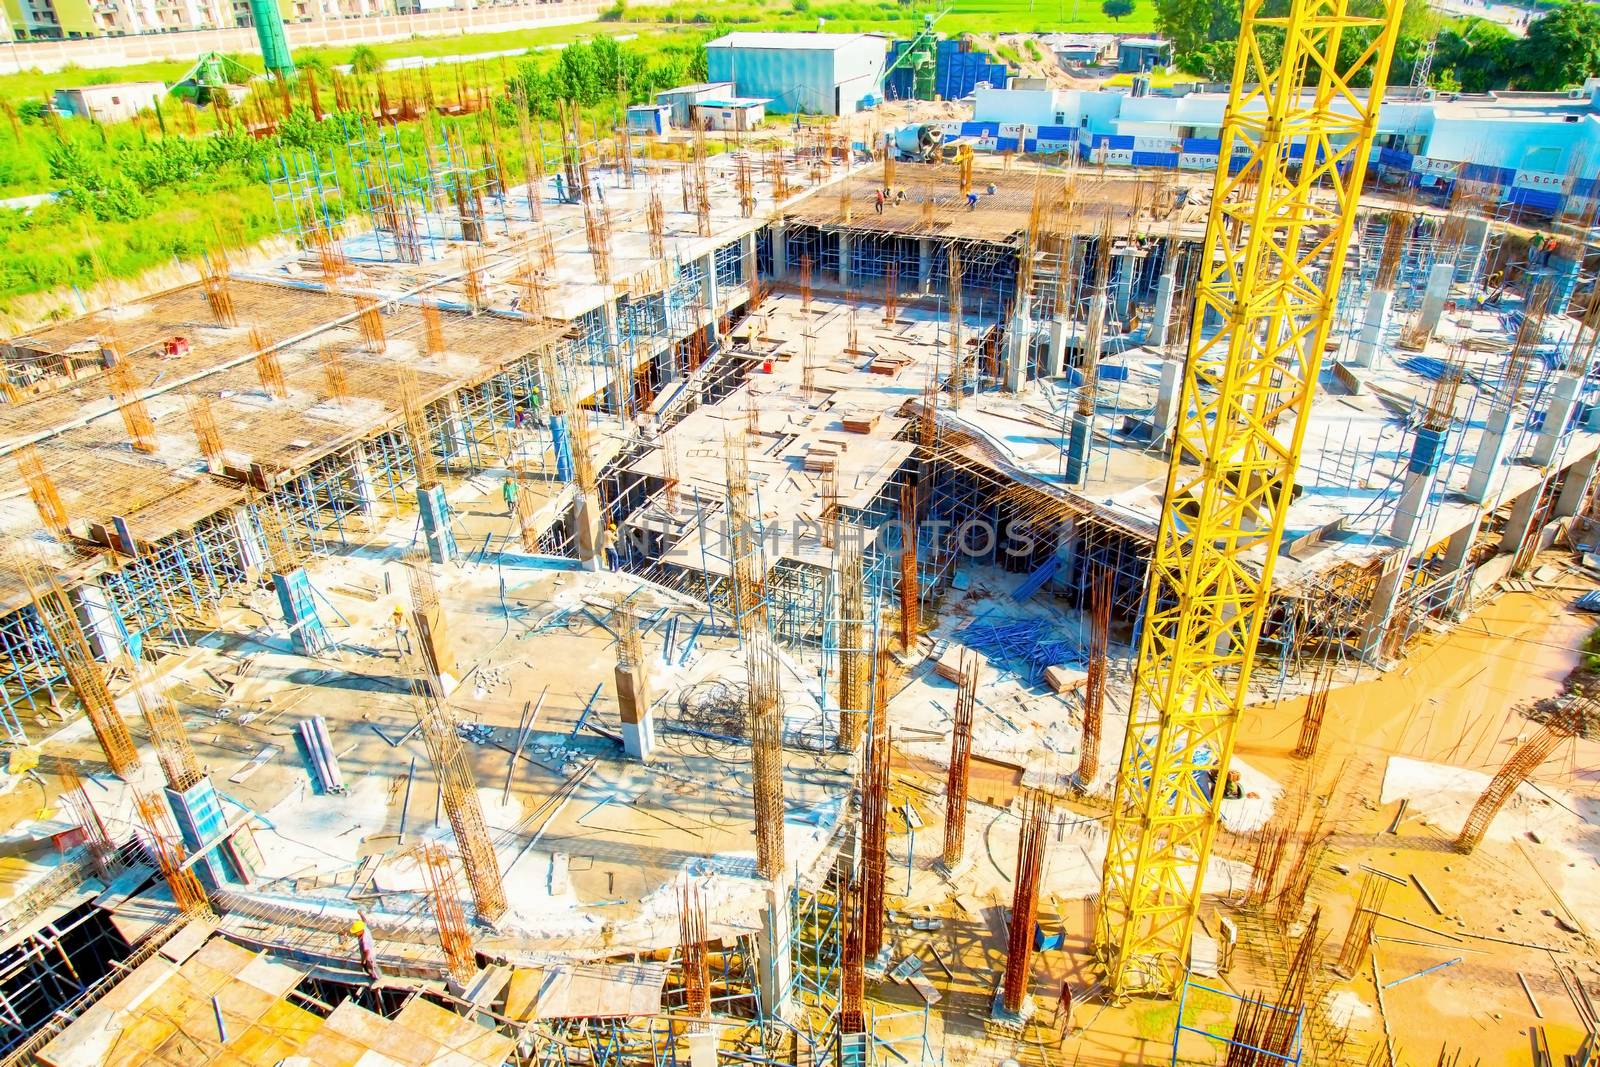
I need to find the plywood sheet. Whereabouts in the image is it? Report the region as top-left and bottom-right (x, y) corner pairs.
(532, 961), (668, 1020)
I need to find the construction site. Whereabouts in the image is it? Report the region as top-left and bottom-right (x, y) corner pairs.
(1, 6), (1600, 1066)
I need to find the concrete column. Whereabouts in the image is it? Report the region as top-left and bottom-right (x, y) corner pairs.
(443, 396), (471, 461)
(1548, 253), (1582, 316)
(1046, 318), (1068, 378)
(770, 222), (788, 281)
(1053, 517), (1080, 576)
(1152, 357), (1183, 450)
(615, 662), (655, 762)
(550, 415), (576, 484)
(230, 504), (266, 576)
(1113, 251), (1136, 323)
(1441, 514), (1483, 573)
(165, 778), (234, 890)
(1459, 216), (1490, 287)
(1531, 372), (1583, 467)
(756, 881), (793, 1017)
(1390, 465), (1437, 548)
(1148, 268), (1176, 349)
(918, 237), (933, 293)
(1361, 553), (1406, 662)
(698, 256), (719, 339)
(1498, 482), (1544, 555)
(1465, 406), (1514, 504)
(1004, 298), (1031, 393)
(741, 231), (757, 288)
(1555, 445), (1600, 518)
(574, 492), (605, 571)
(1416, 261), (1455, 337)
(273, 567), (329, 655)
(417, 484), (456, 564)
(1390, 426), (1445, 549)
(350, 443), (380, 525)
(838, 233), (852, 290)
(1064, 412), (1092, 485)
(1349, 287), (1393, 369)
(72, 581), (123, 662)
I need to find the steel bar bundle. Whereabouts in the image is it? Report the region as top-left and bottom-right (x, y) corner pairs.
(840, 876), (866, 1035)
(747, 635), (785, 881)
(1335, 870), (1388, 976)
(417, 842), (476, 985)
(17, 445), (68, 537)
(186, 395), (226, 470)
(898, 481), (919, 650)
(942, 650), (976, 868)
(134, 790), (210, 915)
(1455, 703), (1582, 852)
(1078, 566), (1111, 787)
(18, 557), (138, 776)
(105, 354), (158, 454)
(1002, 791), (1050, 1014)
(677, 876), (711, 1026)
(837, 549), (868, 751)
(412, 677), (508, 922)
(319, 344), (349, 403)
(57, 760), (116, 879)
(725, 430), (766, 639)
(1293, 665), (1333, 759)
(133, 676), (203, 792)
(250, 327), (288, 399)
(862, 651), (891, 959)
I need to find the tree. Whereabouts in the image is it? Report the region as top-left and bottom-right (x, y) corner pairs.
(1513, 1), (1600, 90)
(1103, 0), (1135, 20)
(349, 45), (384, 77)
(1155, 0), (1215, 55)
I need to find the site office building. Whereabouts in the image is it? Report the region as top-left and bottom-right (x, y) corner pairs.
(706, 30), (889, 117)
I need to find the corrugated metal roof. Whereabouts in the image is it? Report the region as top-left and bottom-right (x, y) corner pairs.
(706, 31), (884, 50)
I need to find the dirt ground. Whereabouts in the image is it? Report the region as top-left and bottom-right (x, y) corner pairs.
(867, 561), (1600, 1066)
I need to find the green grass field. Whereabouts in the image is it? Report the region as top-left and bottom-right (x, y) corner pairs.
(0, 0), (1153, 106)
(0, 0), (1158, 314)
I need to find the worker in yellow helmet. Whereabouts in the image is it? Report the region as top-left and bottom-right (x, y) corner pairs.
(350, 914), (380, 982)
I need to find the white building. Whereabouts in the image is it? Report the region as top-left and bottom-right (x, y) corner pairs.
(52, 81), (166, 121)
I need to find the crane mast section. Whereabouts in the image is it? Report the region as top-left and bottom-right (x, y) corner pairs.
(1096, 0), (1403, 997)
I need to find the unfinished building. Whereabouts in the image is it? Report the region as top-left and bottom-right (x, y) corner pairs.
(0, 65), (1597, 1067)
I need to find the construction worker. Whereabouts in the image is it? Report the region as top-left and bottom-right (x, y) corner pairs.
(351, 916), (380, 982)
(966, 191), (979, 211)
(604, 522), (619, 571)
(874, 188), (885, 214)
(391, 604), (412, 657)
(502, 475), (518, 516)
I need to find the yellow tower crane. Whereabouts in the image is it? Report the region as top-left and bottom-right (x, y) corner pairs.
(1095, 0), (1404, 996)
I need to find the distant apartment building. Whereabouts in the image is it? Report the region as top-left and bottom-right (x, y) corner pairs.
(3, 0), (238, 36)
(3, 0), (96, 39)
